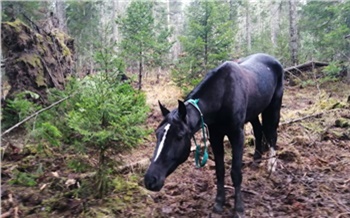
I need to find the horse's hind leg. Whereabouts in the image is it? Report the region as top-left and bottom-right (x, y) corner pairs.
(251, 117), (263, 161)
(262, 91), (283, 172)
(209, 125), (226, 213)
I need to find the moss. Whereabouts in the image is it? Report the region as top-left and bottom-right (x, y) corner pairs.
(35, 74), (46, 87)
(22, 144), (39, 155)
(62, 46), (71, 57)
(51, 30), (72, 57)
(335, 118), (350, 128)
(5, 19), (26, 32)
(18, 33), (31, 44)
(331, 102), (347, 109)
(19, 54), (41, 68)
(17, 54), (46, 87)
(35, 33), (44, 42)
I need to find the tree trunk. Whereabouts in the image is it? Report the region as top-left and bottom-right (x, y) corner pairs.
(245, 2), (251, 53)
(112, 0), (118, 44)
(55, 0), (66, 32)
(169, 0), (182, 60)
(204, 1), (209, 72)
(289, 0), (298, 65)
(229, 0), (238, 34)
(270, 0), (281, 48)
(138, 50), (143, 90)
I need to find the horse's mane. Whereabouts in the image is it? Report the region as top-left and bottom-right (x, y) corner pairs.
(185, 71), (213, 100)
(185, 61), (239, 100)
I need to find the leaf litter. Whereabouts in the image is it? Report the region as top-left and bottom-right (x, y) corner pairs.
(1, 81), (350, 217)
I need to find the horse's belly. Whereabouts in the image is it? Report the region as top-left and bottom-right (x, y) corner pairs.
(245, 92), (274, 122)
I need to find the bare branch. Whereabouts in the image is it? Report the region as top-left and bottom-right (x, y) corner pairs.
(1, 94), (73, 137)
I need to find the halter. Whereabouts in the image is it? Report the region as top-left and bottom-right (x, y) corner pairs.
(186, 99), (209, 168)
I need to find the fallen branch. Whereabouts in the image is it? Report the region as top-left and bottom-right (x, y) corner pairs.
(280, 108), (341, 126)
(1, 208), (14, 218)
(117, 158), (150, 173)
(1, 94), (72, 137)
(336, 212), (350, 218)
(280, 112), (324, 126)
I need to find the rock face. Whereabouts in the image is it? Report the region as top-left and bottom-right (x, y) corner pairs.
(1, 19), (75, 104)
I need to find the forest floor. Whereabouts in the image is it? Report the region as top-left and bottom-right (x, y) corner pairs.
(1, 77), (350, 218)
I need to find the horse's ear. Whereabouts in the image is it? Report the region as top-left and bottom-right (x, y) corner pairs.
(177, 100), (187, 122)
(158, 100), (170, 117)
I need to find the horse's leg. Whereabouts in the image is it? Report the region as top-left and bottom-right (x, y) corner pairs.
(209, 125), (226, 213)
(262, 91), (283, 172)
(251, 117), (263, 161)
(227, 126), (245, 216)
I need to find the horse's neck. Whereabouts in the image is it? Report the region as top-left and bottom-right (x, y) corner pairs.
(186, 104), (203, 135)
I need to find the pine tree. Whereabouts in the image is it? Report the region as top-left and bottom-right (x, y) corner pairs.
(65, 1), (102, 70)
(299, 1), (350, 62)
(173, 0), (235, 93)
(152, 1), (174, 83)
(168, 0), (183, 60)
(117, 1), (155, 90)
(117, 1), (173, 89)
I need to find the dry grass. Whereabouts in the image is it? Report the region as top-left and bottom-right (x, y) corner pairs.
(143, 74), (183, 111)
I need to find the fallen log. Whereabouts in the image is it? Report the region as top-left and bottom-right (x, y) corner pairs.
(284, 61), (329, 73)
(284, 61), (329, 81)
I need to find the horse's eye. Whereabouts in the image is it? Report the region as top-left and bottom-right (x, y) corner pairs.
(176, 132), (186, 140)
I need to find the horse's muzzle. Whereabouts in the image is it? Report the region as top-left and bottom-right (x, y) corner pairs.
(144, 173), (164, 191)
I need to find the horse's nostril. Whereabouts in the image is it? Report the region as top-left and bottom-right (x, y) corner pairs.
(144, 174), (156, 187)
(145, 173), (163, 191)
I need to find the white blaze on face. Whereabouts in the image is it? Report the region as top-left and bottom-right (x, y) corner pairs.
(267, 147), (277, 172)
(154, 123), (171, 162)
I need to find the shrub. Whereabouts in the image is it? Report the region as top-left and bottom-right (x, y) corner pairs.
(1, 91), (41, 131)
(323, 61), (341, 78)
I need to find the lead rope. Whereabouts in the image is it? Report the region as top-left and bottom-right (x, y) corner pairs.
(186, 99), (209, 168)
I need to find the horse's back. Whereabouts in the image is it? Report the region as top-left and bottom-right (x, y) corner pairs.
(239, 53), (284, 81)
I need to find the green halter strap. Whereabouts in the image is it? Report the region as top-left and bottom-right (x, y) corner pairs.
(186, 99), (209, 168)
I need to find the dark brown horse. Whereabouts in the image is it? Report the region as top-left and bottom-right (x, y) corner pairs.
(144, 53), (284, 217)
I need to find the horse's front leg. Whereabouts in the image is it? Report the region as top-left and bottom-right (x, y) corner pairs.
(208, 126), (225, 213)
(227, 127), (245, 217)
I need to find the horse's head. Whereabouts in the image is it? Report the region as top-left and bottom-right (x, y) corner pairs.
(144, 100), (192, 191)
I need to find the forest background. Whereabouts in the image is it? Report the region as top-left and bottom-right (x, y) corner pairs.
(1, 0), (350, 217)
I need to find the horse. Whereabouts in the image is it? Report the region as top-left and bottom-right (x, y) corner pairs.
(144, 53), (284, 217)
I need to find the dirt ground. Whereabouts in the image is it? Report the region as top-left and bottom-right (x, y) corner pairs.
(1, 80), (350, 218)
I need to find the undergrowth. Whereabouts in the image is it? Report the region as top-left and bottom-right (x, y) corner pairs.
(2, 44), (150, 201)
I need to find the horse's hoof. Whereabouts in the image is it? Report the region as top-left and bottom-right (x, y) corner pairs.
(233, 211), (245, 218)
(213, 203), (224, 214)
